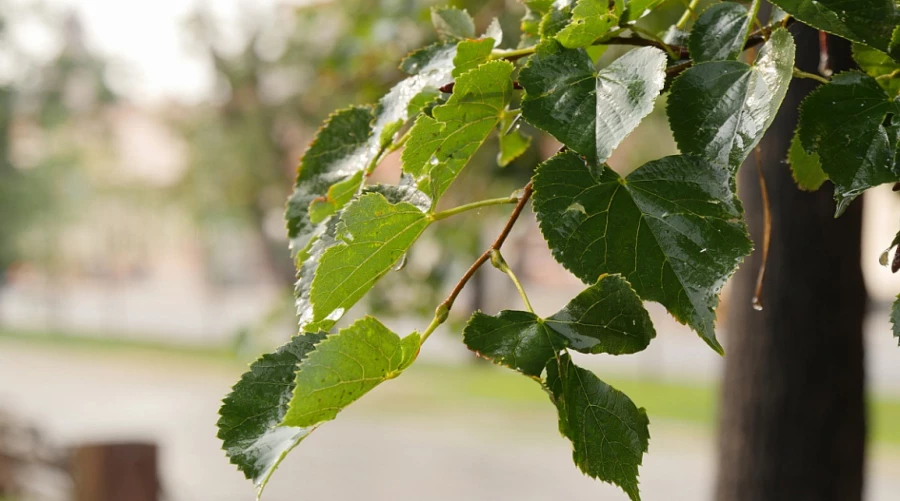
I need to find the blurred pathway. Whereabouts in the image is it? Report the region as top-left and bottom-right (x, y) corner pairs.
(1, 341), (898, 501)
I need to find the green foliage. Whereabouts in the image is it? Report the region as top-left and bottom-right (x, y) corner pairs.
(797, 71), (900, 215)
(668, 29), (795, 170)
(893, 295), (900, 345)
(218, 4), (900, 500)
(519, 42), (666, 163)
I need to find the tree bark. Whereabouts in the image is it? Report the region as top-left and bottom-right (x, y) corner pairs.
(715, 24), (867, 501)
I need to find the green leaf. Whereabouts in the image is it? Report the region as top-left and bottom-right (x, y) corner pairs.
(622, 0), (664, 23)
(497, 115), (532, 167)
(668, 29), (795, 170)
(217, 333), (325, 496)
(769, 0), (899, 52)
(798, 71), (900, 215)
(520, 0), (553, 47)
(892, 295), (900, 345)
(544, 274), (656, 355)
(300, 192), (431, 332)
(556, 0), (620, 49)
(788, 129), (827, 191)
(852, 44), (900, 98)
(463, 274), (655, 377)
(520, 42), (667, 164)
(402, 60), (515, 204)
(539, 3), (573, 38)
(431, 7), (476, 41)
(283, 316), (420, 426)
(545, 354), (650, 501)
(289, 43), (457, 252)
(452, 38), (495, 78)
(532, 151), (752, 353)
(688, 2), (752, 63)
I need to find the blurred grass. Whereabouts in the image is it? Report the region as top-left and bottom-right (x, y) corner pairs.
(2, 328), (899, 446)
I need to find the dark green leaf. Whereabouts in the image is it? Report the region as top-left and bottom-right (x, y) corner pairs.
(463, 274), (655, 377)
(431, 7), (476, 41)
(217, 333), (325, 495)
(283, 317), (420, 426)
(798, 71), (900, 215)
(545, 354), (650, 501)
(402, 60), (515, 203)
(668, 29), (795, 170)
(769, 0), (899, 52)
(520, 42), (666, 164)
(788, 129), (827, 191)
(532, 151), (752, 353)
(544, 274), (656, 355)
(688, 2), (752, 63)
(300, 192), (431, 332)
(556, 0), (619, 49)
(852, 44), (900, 97)
(892, 295), (900, 345)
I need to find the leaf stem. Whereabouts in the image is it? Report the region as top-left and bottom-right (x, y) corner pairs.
(792, 67), (830, 85)
(491, 46), (536, 62)
(675, 0), (701, 31)
(490, 249), (535, 313)
(877, 69), (900, 81)
(419, 181), (534, 344)
(430, 195), (519, 221)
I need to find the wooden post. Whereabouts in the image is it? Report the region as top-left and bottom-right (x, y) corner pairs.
(71, 442), (158, 501)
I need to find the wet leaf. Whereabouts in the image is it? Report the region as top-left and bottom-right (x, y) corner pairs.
(769, 0), (900, 53)
(532, 151), (752, 353)
(668, 29), (795, 171)
(688, 2), (752, 63)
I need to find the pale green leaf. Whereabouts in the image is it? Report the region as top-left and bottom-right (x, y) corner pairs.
(533, 151), (752, 353)
(852, 44), (900, 97)
(622, 0), (664, 22)
(497, 115), (532, 167)
(797, 71), (900, 215)
(668, 29), (795, 170)
(545, 354), (650, 501)
(431, 7), (476, 41)
(217, 333), (324, 496)
(282, 317), (420, 426)
(402, 60), (515, 204)
(300, 192), (431, 332)
(788, 129), (826, 191)
(520, 42), (666, 164)
(452, 38), (495, 78)
(688, 2), (752, 63)
(556, 0), (620, 49)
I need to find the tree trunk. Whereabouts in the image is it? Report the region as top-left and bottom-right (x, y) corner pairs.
(715, 23), (867, 501)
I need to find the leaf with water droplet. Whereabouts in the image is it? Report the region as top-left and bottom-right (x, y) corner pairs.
(402, 60), (515, 205)
(532, 151), (752, 353)
(668, 29), (795, 171)
(299, 191), (431, 332)
(519, 42), (667, 165)
(797, 71), (900, 215)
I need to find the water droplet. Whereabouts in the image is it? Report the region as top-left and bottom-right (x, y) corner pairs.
(394, 254), (408, 271)
(429, 156), (439, 166)
(751, 297), (764, 311)
(566, 202), (587, 215)
(700, 248), (707, 253)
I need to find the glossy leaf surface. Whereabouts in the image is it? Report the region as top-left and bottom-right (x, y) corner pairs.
(520, 42), (666, 164)
(688, 2), (751, 63)
(668, 29), (795, 170)
(533, 151), (752, 353)
(769, 0), (899, 52)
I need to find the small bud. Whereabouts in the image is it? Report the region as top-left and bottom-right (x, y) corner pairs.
(434, 303), (450, 324)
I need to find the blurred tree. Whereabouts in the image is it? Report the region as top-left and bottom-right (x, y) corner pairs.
(177, 0), (531, 321)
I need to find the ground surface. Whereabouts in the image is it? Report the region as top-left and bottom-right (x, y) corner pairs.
(1, 338), (899, 501)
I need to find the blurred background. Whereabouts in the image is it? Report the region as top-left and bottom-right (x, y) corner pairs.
(0, 1), (899, 500)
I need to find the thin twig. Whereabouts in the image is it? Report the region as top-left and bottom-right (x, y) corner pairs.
(752, 146), (771, 311)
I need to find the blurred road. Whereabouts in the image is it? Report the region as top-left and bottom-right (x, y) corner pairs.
(1, 340), (899, 501)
